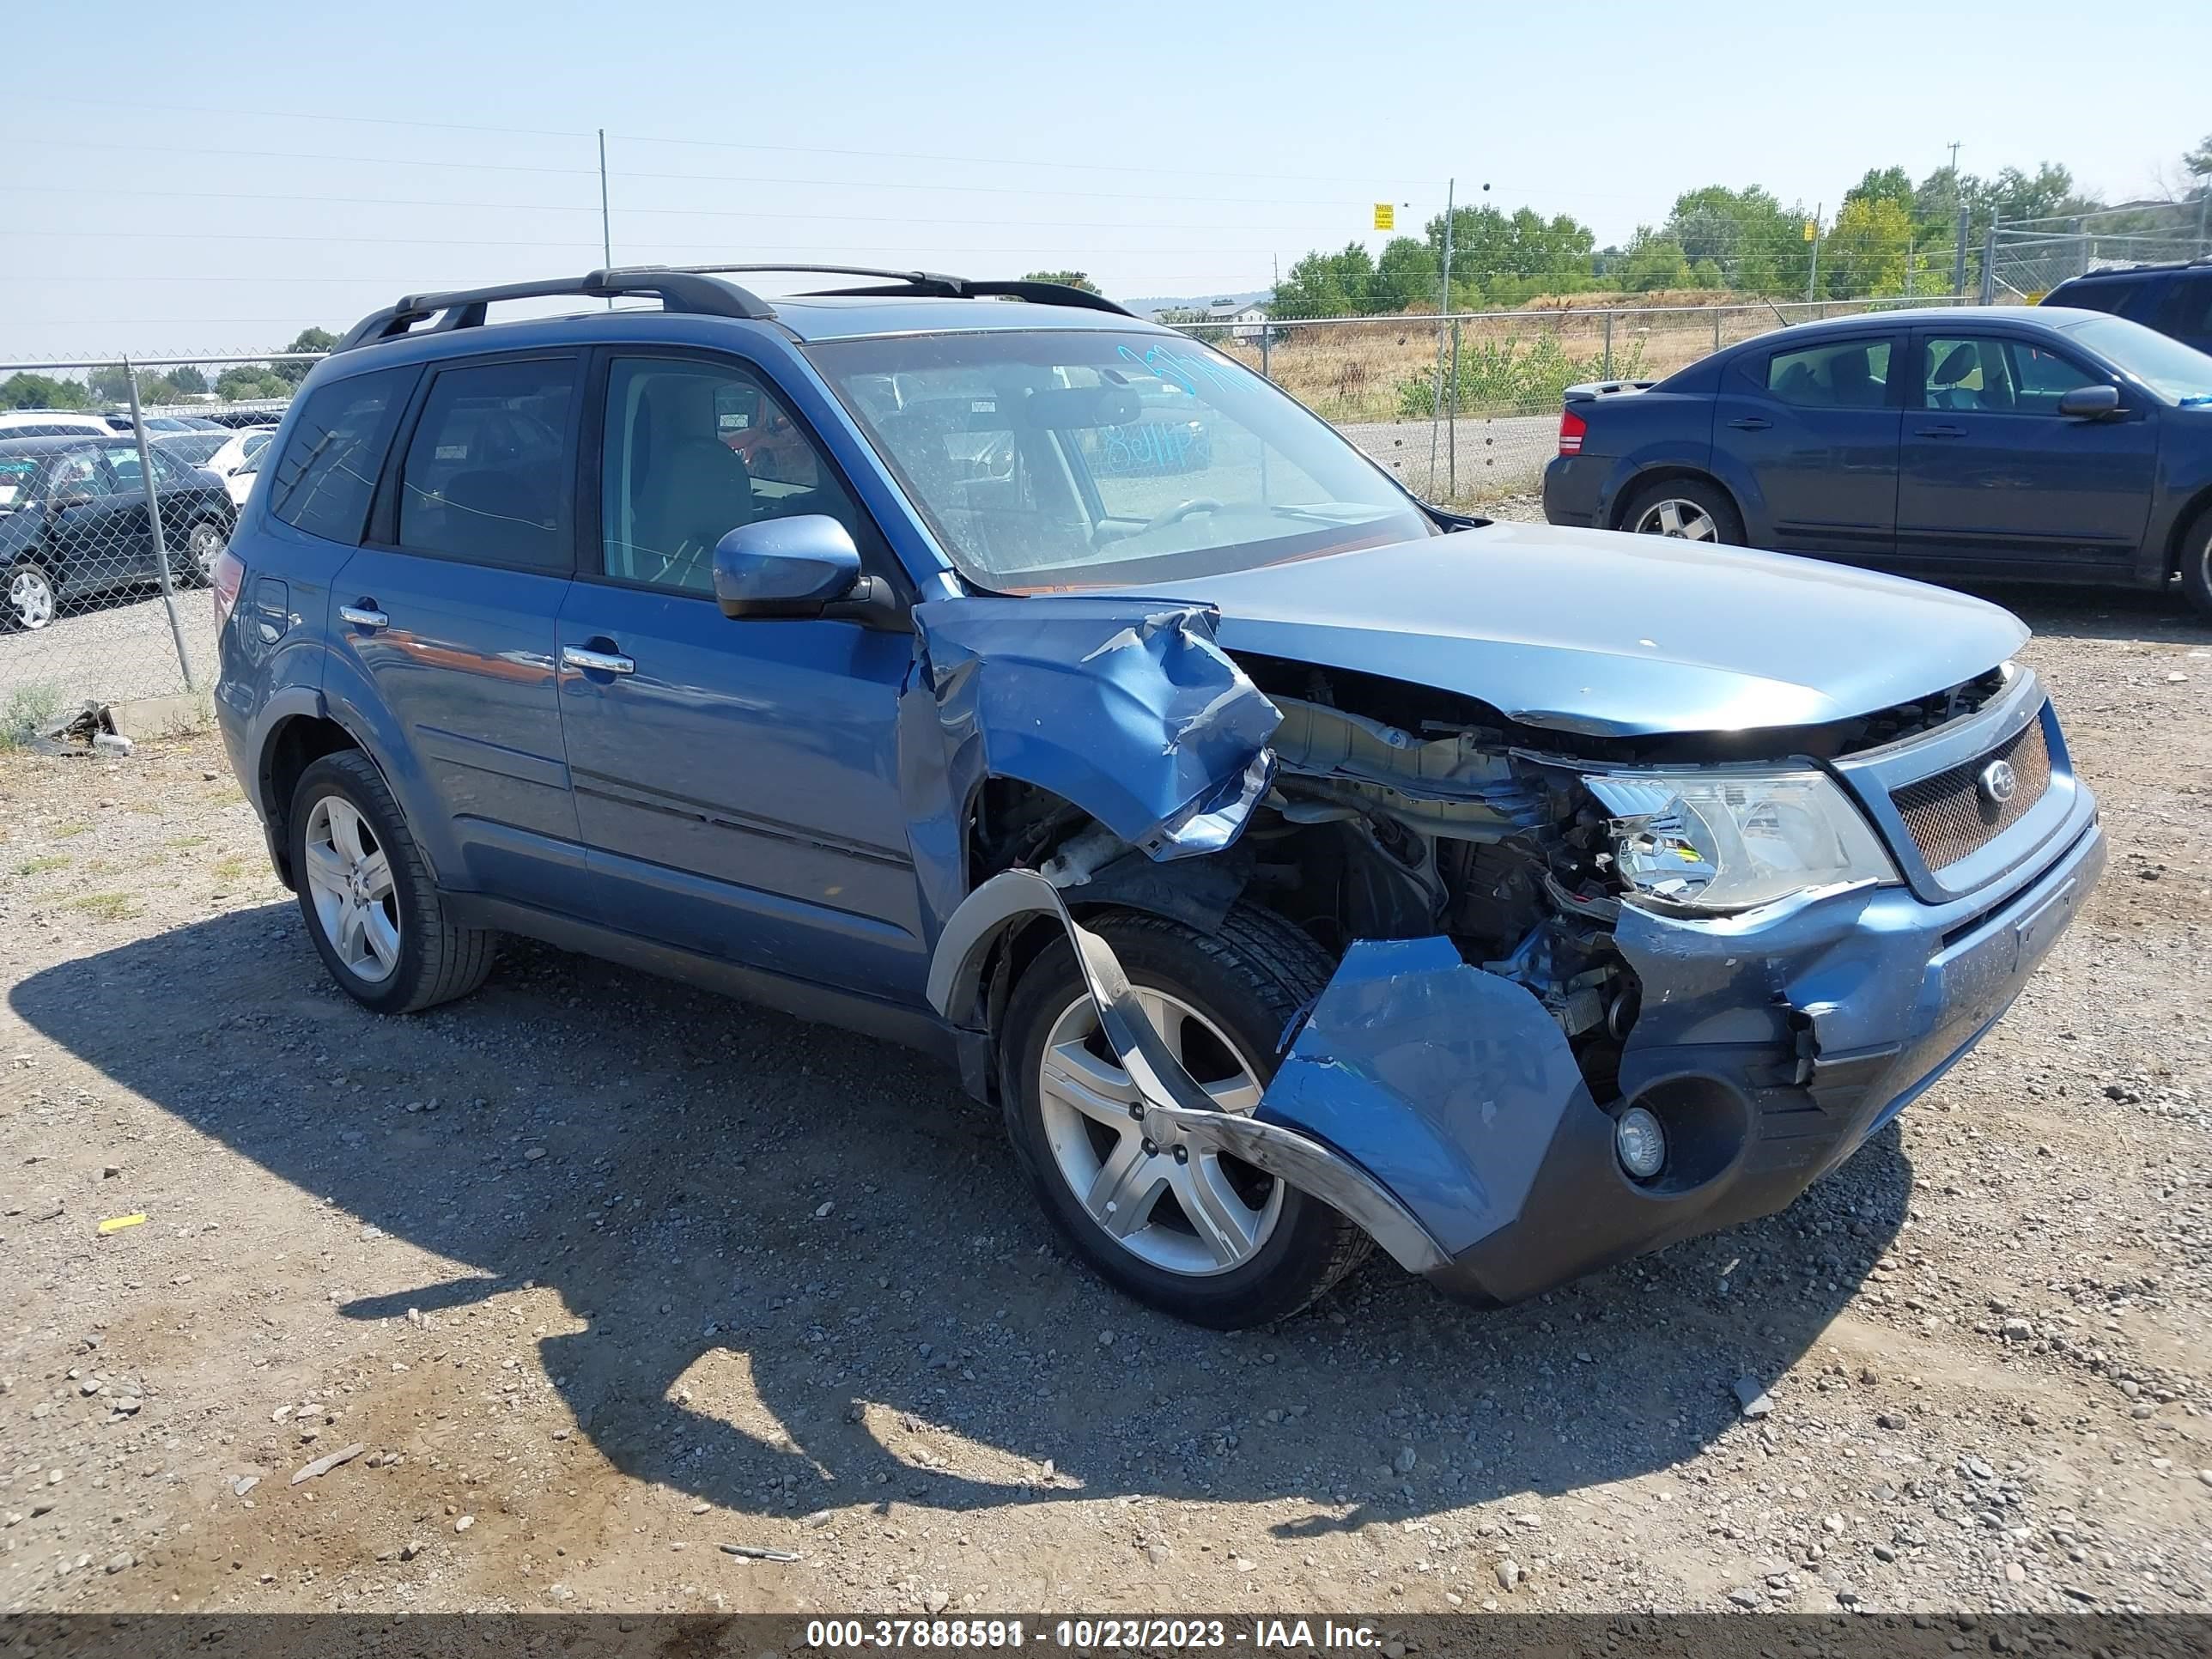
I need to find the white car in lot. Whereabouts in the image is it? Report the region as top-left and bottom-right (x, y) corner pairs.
(152, 427), (276, 499)
(221, 435), (274, 509)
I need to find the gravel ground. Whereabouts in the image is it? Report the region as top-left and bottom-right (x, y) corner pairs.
(1, 538), (2209, 1618)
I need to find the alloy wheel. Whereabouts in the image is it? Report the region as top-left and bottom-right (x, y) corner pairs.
(186, 522), (227, 582)
(1632, 498), (1718, 541)
(301, 795), (401, 984)
(6, 567), (56, 630)
(1036, 987), (1284, 1277)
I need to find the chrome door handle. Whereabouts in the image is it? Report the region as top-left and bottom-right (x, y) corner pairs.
(1726, 416), (1772, 430)
(562, 644), (635, 675)
(338, 604), (388, 630)
(1915, 425), (1965, 439)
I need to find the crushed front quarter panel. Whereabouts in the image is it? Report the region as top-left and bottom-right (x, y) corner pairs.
(910, 596), (1280, 861)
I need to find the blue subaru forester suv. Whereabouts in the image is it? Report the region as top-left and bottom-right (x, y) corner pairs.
(215, 264), (2105, 1328)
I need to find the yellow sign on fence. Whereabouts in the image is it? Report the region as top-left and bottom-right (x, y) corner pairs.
(1374, 203), (1395, 233)
(1803, 220), (1818, 241)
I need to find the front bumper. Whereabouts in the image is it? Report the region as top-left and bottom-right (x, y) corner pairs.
(1417, 806), (2104, 1304)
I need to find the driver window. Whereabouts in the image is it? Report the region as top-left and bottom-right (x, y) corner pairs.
(600, 357), (868, 595)
(52, 450), (111, 498)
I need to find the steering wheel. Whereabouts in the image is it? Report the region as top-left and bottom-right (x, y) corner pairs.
(1139, 497), (1224, 534)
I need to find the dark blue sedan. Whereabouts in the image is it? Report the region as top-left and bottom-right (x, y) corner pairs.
(1541, 306), (2212, 617)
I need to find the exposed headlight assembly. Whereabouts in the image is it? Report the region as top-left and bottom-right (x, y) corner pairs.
(1583, 769), (1898, 913)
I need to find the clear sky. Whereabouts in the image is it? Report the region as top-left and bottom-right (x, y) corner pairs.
(3, 0), (2206, 359)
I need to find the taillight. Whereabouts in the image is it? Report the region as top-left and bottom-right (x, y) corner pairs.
(211, 548), (245, 631)
(1558, 408), (1588, 456)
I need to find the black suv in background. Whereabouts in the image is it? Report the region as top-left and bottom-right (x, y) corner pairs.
(2043, 259), (2212, 356)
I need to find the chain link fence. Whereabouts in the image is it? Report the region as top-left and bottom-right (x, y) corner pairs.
(3, 301), (1985, 728)
(1172, 295), (1972, 502)
(1989, 202), (2210, 301)
(0, 354), (318, 739)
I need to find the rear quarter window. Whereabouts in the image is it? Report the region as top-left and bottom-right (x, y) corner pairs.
(267, 368), (412, 545)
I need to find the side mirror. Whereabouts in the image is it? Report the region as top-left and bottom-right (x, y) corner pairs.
(2057, 384), (2122, 420)
(712, 514), (863, 620)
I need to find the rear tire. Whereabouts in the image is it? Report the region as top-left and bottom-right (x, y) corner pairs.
(1620, 477), (1745, 546)
(181, 520), (228, 588)
(289, 750), (496, 1015)
(1000, 905), (1370, 1328)
(2181, 509), (2212, 622)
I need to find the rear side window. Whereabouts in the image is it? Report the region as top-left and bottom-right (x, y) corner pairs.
(1765, 339), (1892, 409)
(2053, 279), (2132, 316)
(2158, 273), (2212, 338)
(268, 368), (410, 544)
(397, 358), (575, 571)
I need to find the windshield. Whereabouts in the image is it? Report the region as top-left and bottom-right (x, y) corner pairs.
(0, 456), (38, 509)
(2061, 313), (2212, 404)
(158, 433), (228, 465)
(810, 330), (1435, 589)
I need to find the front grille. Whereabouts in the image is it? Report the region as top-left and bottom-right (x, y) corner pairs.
(1890, 714), (2052, 871)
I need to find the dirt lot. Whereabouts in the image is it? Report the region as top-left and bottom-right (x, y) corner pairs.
(2, 569), (2209, 1619)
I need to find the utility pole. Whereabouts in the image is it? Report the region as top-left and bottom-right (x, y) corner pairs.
(1429, 178), (1455, 493)
(598, 128), (614, 306)
(1806, 204), (1821, 304)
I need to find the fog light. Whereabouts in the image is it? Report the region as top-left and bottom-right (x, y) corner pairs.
(1614, 1105), (1666, 1180)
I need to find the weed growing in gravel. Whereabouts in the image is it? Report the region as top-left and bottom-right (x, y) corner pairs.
(211, 855), (248, 883)
(52, 822), (93, 839)
(166, 835), (210, 850)
(68, 892), (139, 921)
(13, 855), (69, 877)
(0, 683), (64, 750)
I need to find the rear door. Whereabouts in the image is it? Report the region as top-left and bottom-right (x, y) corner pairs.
(1896, 327), (2156, 573)
(1711, 331), (1904, 561)
(329, 352), (586, 912)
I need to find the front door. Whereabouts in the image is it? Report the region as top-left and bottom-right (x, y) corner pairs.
(329, 351), (586, 912)
(1896, 329), (2157, 572)
(1713, 332), (1904, 562)
(556, 349), (926, 1004)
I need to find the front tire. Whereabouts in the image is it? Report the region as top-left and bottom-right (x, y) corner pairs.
(1000, 906), (1370, 1328)
(1620, 477), (1744, 545)
(2181, 509), (2212, 622)
(289, 750), (495, 1015)
(3, 562), (58, 631)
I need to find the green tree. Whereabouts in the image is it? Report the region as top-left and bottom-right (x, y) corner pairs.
(1660, 185), (1809, 295)
(1372, 237), (1439, 312)
(1021, 270), (1099, 294)
(216, 366), (292, 401)
(273, 327), (337, 386)
(86, 364), (135, 405)
(1843, 166), (1916, 213)
(1426, 205), (1595, 307)
(1823, 196), (1917, 298)
(0, 373), (91, 410)
(1615, 229), (1691, 292)
(167, 365), (208, 394)
(1270, 243), (1378, 318)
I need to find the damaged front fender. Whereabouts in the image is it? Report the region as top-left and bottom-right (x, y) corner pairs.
(912, 597), (1279, 860)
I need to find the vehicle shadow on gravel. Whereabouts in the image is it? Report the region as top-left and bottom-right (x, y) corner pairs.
(12, 908), (1909, 1536)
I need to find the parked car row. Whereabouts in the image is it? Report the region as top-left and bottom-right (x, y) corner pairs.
(0, 404), (288, 441)
(0, 432), (242, 629)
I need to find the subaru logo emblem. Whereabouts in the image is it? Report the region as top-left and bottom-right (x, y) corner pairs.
(1979, 759), (2018, 805)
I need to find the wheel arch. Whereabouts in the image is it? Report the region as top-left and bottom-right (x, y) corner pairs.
(1608, 465), (1747, 533)
(256, 711), (378, 888)
(2164, 483), (2212, 579)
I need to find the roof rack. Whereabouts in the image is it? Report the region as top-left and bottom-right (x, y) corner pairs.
(335, 268), (777, 352)
(667, 264), (1138, 318)
(334, 263), (1138, 354)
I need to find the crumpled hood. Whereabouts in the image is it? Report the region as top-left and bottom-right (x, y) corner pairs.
(1112, 520), (2029, 738)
